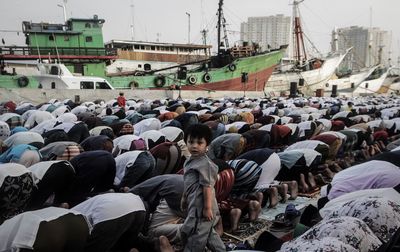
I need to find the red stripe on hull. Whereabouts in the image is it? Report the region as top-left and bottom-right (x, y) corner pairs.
(180, 65), (275, 91)
(0, 55), (117, 60)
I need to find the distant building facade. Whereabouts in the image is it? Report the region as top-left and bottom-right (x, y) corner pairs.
(331, 26), (391, 71)
(240, 14), (291, 51)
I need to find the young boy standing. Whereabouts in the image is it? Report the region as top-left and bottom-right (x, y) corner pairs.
(181, 124), (226, 252)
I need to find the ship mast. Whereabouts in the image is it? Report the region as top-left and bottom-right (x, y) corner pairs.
(217, 0), (223, 54)
(292, 0), (307, 63)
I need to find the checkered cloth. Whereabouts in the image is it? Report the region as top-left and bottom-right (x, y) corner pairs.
(6, 116), (23, 129)
(118, 123), (134, 136)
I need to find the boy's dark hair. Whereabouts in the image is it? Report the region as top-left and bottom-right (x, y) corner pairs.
(185, 124), (212, 145)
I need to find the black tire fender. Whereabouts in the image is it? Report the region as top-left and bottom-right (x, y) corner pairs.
(203, 73), (211, 83)
(17, 76), (29, 87)
(188, 75), (197, 85)
(154, 75), (166, 87)
(228, 63), (237, 72)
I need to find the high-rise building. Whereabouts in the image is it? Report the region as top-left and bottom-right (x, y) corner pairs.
(240, 14), (291, 51)
(331, 26), (391, 71)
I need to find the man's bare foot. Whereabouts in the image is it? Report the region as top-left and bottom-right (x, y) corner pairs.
(330, 163), (343, 172)
(307, 172), (317, 189)
(159, 236), (174, 252)
(369, 145), (376, 156)
(268, 187), (279, 208)
(276, 184), (288, 203)
(314, 173), (328, 186)
(299, 173), (309, 193)
(254, 191), (264, 205)
(248, 200), (261, 221)
(288, 180), (298, 200)
(215, 216), (224, 236)
(361, 149), (370, 160)
(229, 208), (241, 232)
(323, 168), (335, 179)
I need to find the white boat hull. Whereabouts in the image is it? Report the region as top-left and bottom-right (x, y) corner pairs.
(265, 52), (347, 96)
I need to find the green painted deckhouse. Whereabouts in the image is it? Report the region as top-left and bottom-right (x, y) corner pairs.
(22, 15), (115, 77)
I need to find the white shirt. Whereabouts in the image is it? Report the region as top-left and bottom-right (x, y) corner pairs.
(4, 131), (44, 147)
(0, 207), (86, 252)
(114, 151), (143, 185)
(24, 111), (54, 129)
(286, 140), (328, 151)
(28, 161), (73, 184)
(328, 160), (400, 200)
(254, 153), (281, 188)
(72, 193), (145, 226)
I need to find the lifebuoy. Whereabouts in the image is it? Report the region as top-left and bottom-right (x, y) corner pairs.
(154, 75), (166, 87)
(228, 63), (236, 72)
(17, 76), (29, 87)
(203, 73), (211, 83)
(129, 80), (139, 88)
(188, 75), (197, 85)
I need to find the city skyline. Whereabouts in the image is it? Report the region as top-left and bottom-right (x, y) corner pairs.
(1, 0), (399, 60)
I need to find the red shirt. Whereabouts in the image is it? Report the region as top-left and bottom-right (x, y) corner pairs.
(117, 96), (126, 107)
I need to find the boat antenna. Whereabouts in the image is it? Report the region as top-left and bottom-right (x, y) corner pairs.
(52, 33), (61, 63)
(292, 0), (307, 63)
(130, 0), (135, 41)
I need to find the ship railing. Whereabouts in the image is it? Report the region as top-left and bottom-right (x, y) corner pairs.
(0, 46), (117, 56)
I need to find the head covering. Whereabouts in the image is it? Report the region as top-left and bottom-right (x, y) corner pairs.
(80, 135), (113, 152)
(240, 112), (254, 124)
(0, 144), (41, 166)
(0, 121), (10, 141)
(118, 123), (134, 136)
(39, 141), (83, 161)
(140, 130), (166, 150)
(158, 112), (179, 122)
(150, 142), (181, 175)
(321, 196), (400, 243)
(0, 163), (34, 223)
(159, 127), (184, 143)
(133, 118), (161, 136)
(280, 217), (381, 252)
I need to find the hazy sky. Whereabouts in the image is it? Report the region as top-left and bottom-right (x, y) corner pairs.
(1, 0), (400, 59)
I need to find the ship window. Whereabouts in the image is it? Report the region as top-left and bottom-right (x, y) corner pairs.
(80, 81), (94, 89)
(85, 36), (93, 42)
(134, 45), (140, 49)
(140, 45), (145, 50)
(50, 66), (59, 75)
(85, 23), (91, 28)
(49, 35), (54, 41)
(151, 46), (155, 50)
(138, 64), (142, 68)
(96, 82), (111, 89)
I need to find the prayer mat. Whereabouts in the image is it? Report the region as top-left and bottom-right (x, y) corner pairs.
(222, 218), (272, 248)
